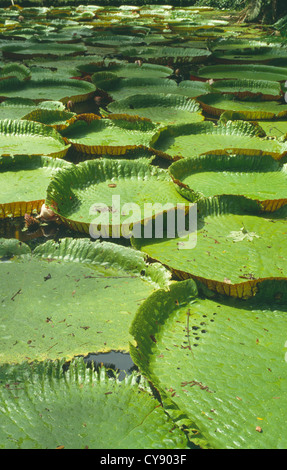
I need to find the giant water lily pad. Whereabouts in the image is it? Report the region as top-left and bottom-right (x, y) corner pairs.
(0, 98), (67, 121)
(77, 62), (173, 79)
(60, 115), (158, 156)
(92, 76), (211, 101)
(196, 64), (287, 82)
(169, 153), (287, 211)
(211, 79), (283, 100)
(23, 108), (76, 130)
(0, 77), (96, 104)
(151, 120), (287, 160)
(132, 196), (287, 297)
(108, 94), (204, 126)
(2, 42), (87, 59)
(0, 155), (72, 218)
(45, 158), (188, 235)
(130, 278), (287, 449)
(197, 93), (287, 120)
(0, 120), (70, 158)
(121, 45), (211, 64)
(257, 120), (287, 138)
(0, 237), (171, 363)
(0, 359), (188, 449)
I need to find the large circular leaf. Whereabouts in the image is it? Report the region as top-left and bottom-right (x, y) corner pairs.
(108, 94), (204, 126)
(197, 93), (287, 120)
(0, 120), (70, 158)
(151, 120), (287, 160)
(196, 64), (287, 82)
(0, 237), (171, 363)
(77, 62), (173, 79)
(121, 45), (212, 64)
(130, 278), (287, 449)
(45, 158), (188, 235)
(0, 359), (188, 449)
(0, 155), (72, 218)
(169, 152), (287, 211)
(212, 79), (283, 100)
(2, 42), (87, 59)
(132, 196), (287, 297)
(60, 115), (158, 156)
(92, 75), (211, 101)
(0, 77), (96, 104)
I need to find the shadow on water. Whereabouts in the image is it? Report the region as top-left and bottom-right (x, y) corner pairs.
(83, 351), (138, 381)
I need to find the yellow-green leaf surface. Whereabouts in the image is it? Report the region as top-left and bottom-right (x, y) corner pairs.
(108, 94), (204, 126)
(130, 278), (287, 449)
(0, 77), (96, 103)
(60, 115), (159, 156)
(197, 93), (287, 120)
(45, 158), (188, 235)
(132, 197), (287, 297)
(151, 120), (287, 159)
(0, 237), (171, 363)
(0, 359), (188, 449)
(197, 64), (287, 82)
(0, 120), (70, 158)
(0, 155), (72, 218)
(169, 153), (287, 211)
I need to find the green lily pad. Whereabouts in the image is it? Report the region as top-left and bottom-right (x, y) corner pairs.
(108, 94), (204, 126)
(257, 120), (287, 138)
(0, 119), (70, 158)
(0, 63), (31, 81)
(0, 155), (72, 218)
(212, 79), (283, 100)
(86, 33), (146, 47)
(151, 120), (287, 160)
(130, 278), (287, 449)
(0, 77), (96, 104)
(196, 64), (287, 82)
(77, 61), (173, 79)
(0, 237), (171, 363)
(132, 196), (287, 297)
(60, 115), (158, 156)
(2, 42), (87, 59)
(169, 153), (287, 211)
(23, 108), (76, 130)
(0, 359), (188, 449)
(45, 158), (188, 235)
(92, 75), (212, 102)
(197, 93), (287, 120)
(0, 99), (67, 120)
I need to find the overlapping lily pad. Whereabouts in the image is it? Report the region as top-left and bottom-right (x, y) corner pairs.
(211, 79), (283, 100)
(0, 237), (171, 363)
(0, 155), (72, 218)
(92, 75), (212, 102)
(77, 61), (173, 79)
(108, 94), (204, 126)
(0, 120), (70, 158)
(121, 45), (212, 64)
(0, 76), (96, 104)
(196, 64), (287, 82)
(169, 152), (287, 211)
(197, 93), (287, 120)
(130, 278), (287, 449)
(45, 158), (188, 235)
(150, 120), (287, 160)
(132, 196), (287, 297)
(2, 42), (87, 59)
(0, 99), (67, 120)
(0, 359), (188, 449)
(23, 108), (76, 130)
(60, 115), (158, 156)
